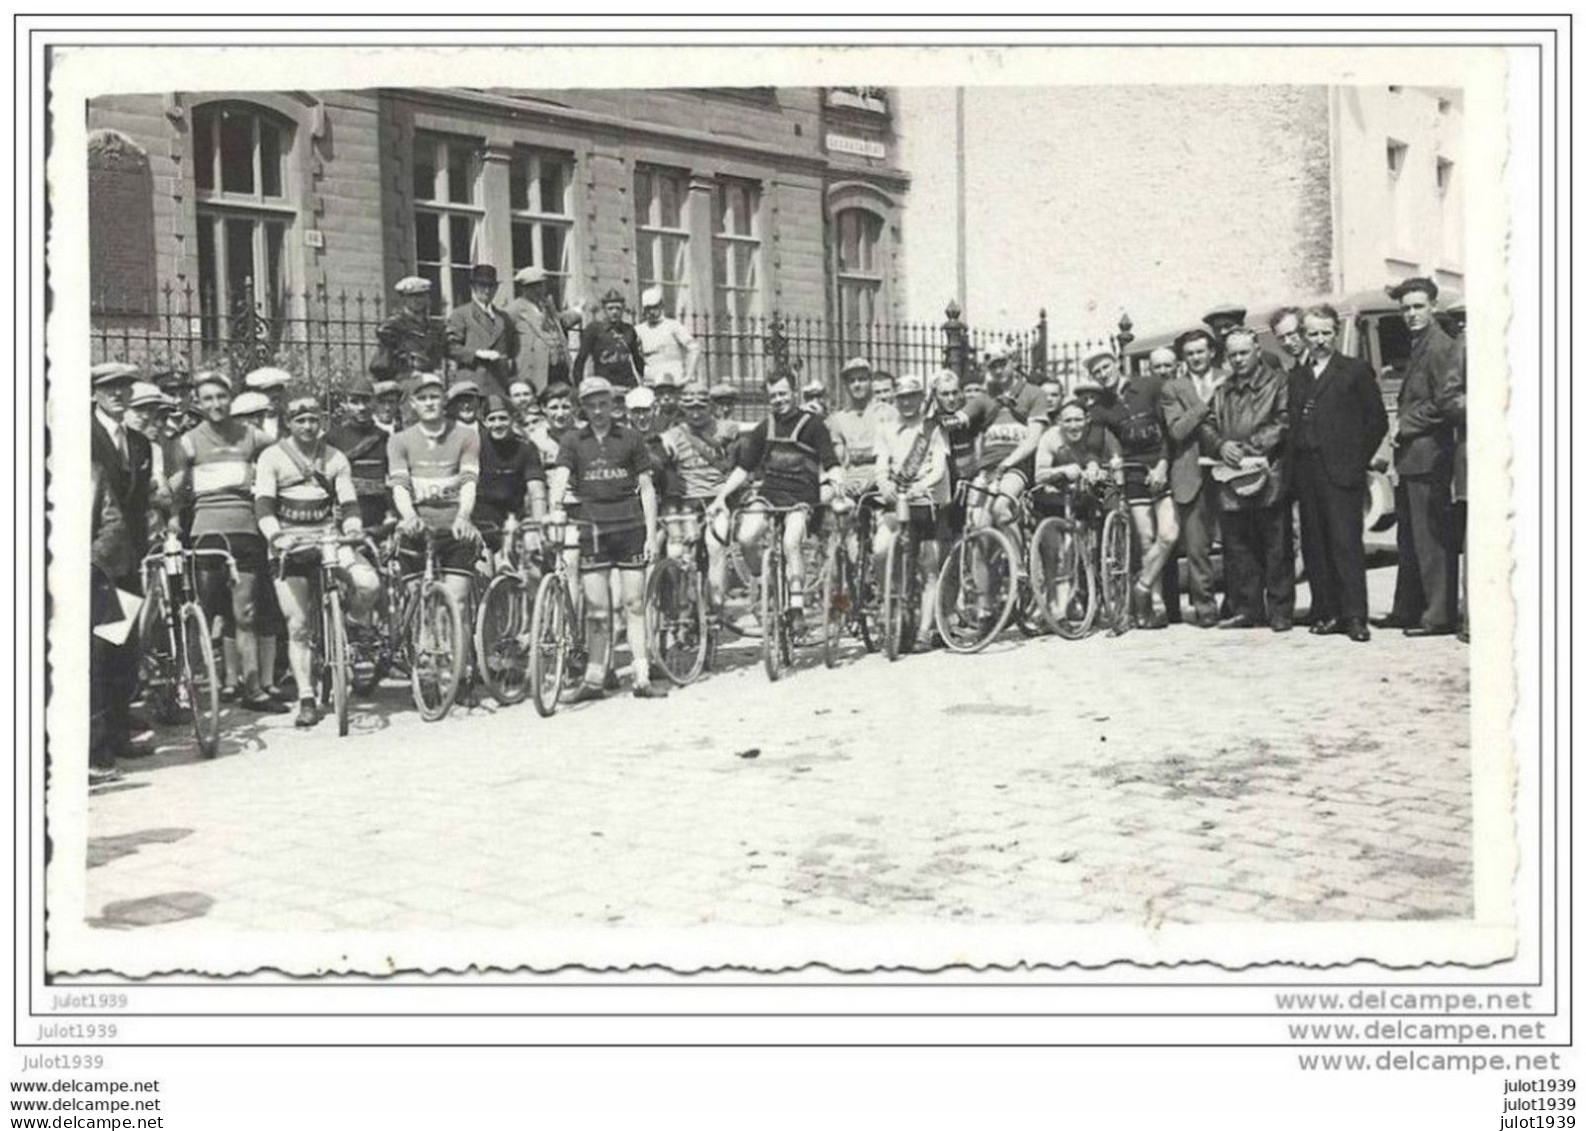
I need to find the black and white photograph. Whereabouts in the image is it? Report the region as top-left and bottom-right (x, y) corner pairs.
(44, 40), (1515, 977)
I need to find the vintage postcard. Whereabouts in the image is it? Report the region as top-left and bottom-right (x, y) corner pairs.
(42, 41), (1516, 976)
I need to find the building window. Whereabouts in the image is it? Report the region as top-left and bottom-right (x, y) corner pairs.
(1386, 139), (1410, 254)
(712, 178), (761, 374)
(510, 146), (575, 307)
(635, 164), (691, 315)
(192, 102), (296, 347)
(412, 132), (483, 312)
(835, 207), (885, 331)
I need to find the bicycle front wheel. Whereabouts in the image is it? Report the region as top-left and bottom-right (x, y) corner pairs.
(934, 526), (1019, 654)
(1100, 509), (1134, 635)
(820, 542), (848, 669)
(179, 602), (221, 758)
(476, 574), (532, 705)
(529, 572), (573, 717)
(1031, 517), (1098, 640)
(761, 545), (785, 682)
(325, 587), (351, 737)
(647, 556), (709, 687)
(409, 583), (465, 721)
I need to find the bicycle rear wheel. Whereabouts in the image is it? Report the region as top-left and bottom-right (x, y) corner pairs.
(325, 587), (351, 737)
(647, 557), (709, 687)
(409, 583), (465, 721)
(476, 574), (532, 705)
(529, 572), (572, 717)
(761, 544), (785, 682)
(934, 526), (1019, 654)
(1031, 517), (1099, 640)
(1100, 509), (1134, 635)
(850, 514), (878, 654)
(179, 602), (221, 758)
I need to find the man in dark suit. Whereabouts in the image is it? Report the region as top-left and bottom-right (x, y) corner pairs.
(90, 362), (158, 771)
(371, 275), (446, 395)
(1289, 304), (1389, 642)
(1159, 329), (1223, 626)
(445, 263), (518, 402)
(1375, 277), (1465, 636)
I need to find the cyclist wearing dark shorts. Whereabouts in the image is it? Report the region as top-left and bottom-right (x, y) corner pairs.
(387, 371), (482, 615)
(169, 370), (285, 714)
(1083, 347), (1176, 627)
(547, 375), (666, 701)
(256, 397), (381, 727)
(1035, 398), (1120, 518)
(475, 393), (548, 565)
(941, 344), (1048, 530)
(709, 370), (847, 632)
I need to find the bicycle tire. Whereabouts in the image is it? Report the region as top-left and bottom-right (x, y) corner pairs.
(409, 583), (465, 721)
(820, 542), (845, 669)
(475, 573), (532, 705)
(179, 602), (221, 758)
(529, 572), (571, 717)
(324, 586), (351, 737)
(135, 581), (179, 724)
(882, 532), (913, 662)
(1031, 517), (1098, 640)
(1101, 508), (1134, 635)
(850, 514), (878, 654)
(646, 556), (709, 687)
(761, 543), (785, 682)
(934, 526), (1019, 654)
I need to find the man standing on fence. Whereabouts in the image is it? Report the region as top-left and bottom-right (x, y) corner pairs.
(635, 286), (700, 387)
(575, 288), (645, 390)
(372, 276), (445, 394)
(447, 264), (518, 403)
(505, 266), (572, 395)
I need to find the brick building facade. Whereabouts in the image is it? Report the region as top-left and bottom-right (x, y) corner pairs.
(87, 86), (909, 362)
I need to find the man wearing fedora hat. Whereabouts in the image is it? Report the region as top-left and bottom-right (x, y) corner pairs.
(1197, 327), (1295, 631)
(372, 276), (446, 394)
(505, 265), (572, 394)
(574, 287), (645, 390)
(446, 264), (518, 403)
(90, 362), (161, 770)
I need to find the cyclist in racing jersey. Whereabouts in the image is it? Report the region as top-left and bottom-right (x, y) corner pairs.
(659, 379), (740, 615)
(168, 370), (285, 714)
(875, 373), (952, 649)
(940, 343), (1049, 530)
(254, 397), (382, 727)
(547, 376), (667, 701)
(1034, 398), (1121, 520)
(828, 356), (901, 584)
(1084, 347), (1175, 629)
(386, 371), (482, 617)
(708, 371), (848, 632)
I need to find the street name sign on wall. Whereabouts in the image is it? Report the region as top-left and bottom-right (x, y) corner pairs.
(825, 132), (887, 160)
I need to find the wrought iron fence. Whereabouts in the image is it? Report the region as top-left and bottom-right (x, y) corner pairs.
(90, 282), (1125, 416)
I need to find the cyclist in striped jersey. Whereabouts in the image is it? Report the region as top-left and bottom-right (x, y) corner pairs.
(169, 371), (286, 714)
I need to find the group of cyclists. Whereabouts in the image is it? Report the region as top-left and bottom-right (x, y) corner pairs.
(103, 309), (1169, 757)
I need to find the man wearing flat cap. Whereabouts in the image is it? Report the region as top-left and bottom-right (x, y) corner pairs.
(1377, 276), (1466, 637)
(1159, 328), (1225, 626)
(574, 287), (645, 390)
(505, 265), (572, 395)
(446, 264), (518, 403)
(372, 275), (446, 394)
(635, 286), (700, 387)
(90, 362), (159, 771)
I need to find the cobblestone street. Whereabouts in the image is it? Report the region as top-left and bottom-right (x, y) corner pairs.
(79, 567), (1472, 937)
